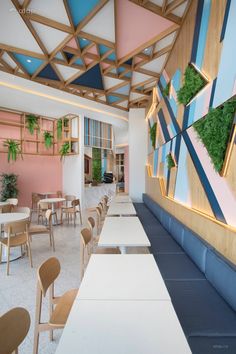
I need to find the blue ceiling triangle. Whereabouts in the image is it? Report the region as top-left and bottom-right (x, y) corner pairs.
(78, 37), (91, 49)
(108, 95), (121, 104)
(99, 44), (111, 56)
(67, 0), (100, 26)
(125, 58), (133, 66)
(37, 64), (60, 81)
(63, 51), (74, 61)
(71, 64), (104, 90)
(13, 53), (44, 75)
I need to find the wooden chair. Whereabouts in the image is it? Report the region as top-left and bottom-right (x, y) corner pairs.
(61, 199), (82, 226)
(0, 307), (30, 354)
(33, 257), (78, 354)
(29, 210), (55, 251)
(96, 205), (103, 234)
(0, 220), (32, 275)
(31, 193), (41, 219)
(87, 216), (99, 251)
(37, 201), (49, 224)
(80, 228), (120, 281)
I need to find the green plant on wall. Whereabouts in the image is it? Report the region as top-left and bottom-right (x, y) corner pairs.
(26, 114), (39, 135)
(166, 153), (175, 170)
(177, 65), (206, 105)
(0, 173), (18, 201)
(162, 82), (170, 97)
(59, 142), (70, 160)
(44, 131), (53, 149)
(57, 119), (63, 140)
(193, 98), (236, 172)
(3, 139), (22, 162)
(150, 122), (157, 149)
(92, 147), (102, 182)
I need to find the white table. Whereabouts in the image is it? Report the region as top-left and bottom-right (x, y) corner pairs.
(98, 216), (150, 253)
(0, 213), (30, 262)
(112, 195), (132, 203)
(39, 198), (65, 225)
(107, 202), (136, 216)
(56, 300), (191, 354)
(78, 254), (170, 301)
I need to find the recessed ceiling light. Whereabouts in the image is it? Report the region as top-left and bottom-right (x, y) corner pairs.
(82, 38), (87, 41)
(26, 59), (32, 63)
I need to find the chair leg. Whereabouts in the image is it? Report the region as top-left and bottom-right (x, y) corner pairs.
(79, 210), (82, 225)
(7, 246), (10, 276)
(74, 212), (76, 227)
(27, 242), (33, 268)
(0, 243), (2, 263)
(51, 231), (55, 252)
(55, 212), (58, 225)
(33, 327), (40, 354)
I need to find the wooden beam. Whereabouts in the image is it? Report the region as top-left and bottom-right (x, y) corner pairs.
(165, 0), (187, 15)
(25, 13), (73, 34)
(75, 0), (109, 33)
(78, 31), (115, 49)
(0, 43), (45, 60)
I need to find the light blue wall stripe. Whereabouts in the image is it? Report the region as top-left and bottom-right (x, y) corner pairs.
(153, 149), (158, 177)
(174, 137), (190, 204)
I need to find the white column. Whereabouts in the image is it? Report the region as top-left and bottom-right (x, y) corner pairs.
(128, 108), (147, 202)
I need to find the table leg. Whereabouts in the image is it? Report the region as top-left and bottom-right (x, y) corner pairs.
(119, 246), (127, 254)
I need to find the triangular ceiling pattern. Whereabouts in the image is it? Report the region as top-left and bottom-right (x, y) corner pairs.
(67, 0), (100, 27)
(30, 0), (70, 26)
(71, 64), (104, 90)
(54, 63), (81, 81)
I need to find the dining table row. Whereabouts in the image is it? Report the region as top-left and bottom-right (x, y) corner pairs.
(55, 195), (192, 354)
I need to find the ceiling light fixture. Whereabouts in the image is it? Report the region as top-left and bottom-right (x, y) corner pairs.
(26, 59), (32, 63)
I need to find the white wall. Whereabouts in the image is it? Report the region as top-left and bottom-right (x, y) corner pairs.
(129, 108), (147, 202)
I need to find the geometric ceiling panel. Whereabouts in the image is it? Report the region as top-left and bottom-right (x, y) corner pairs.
(103, 76), (125, 90)
(13, 53), (44, 75)
(2, 53), (17, 69)
(172, 1), (188, 16)
(132, 72), (153, 86)
(113, 84), (130, 96)
(130, 92), (147, 101)
(67, 0), (100, 27)
(107, 95), (121, 104)
(117, 100), (128, 108)
(154, 32), (177, 53)
(99, 44), (113, 57)
(141, 53), (168, 73)
(30, 0), (70, 26)
(37, 64), (60, 81)
(71, 64), (104, 90)
(116, 0), (174, 59)
(82, 0), (115, 42)
(0, 0), (43, 54)
(78, 37), (91, 50)
(31, 21), (69, 54)
(54, 64), (81, 81)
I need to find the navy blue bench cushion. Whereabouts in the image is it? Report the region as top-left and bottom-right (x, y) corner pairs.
(205, 249), (236, 312)
(188, 336), (236, 354)
(149, 234), (184, 254)
(160, 211), (172, 232)
(143, 194), (163, 221)
(154, 253), (205, 280)
(183, 227), (208, 273)
(166, 280), (236, 337)
(169, 216), (184, 246)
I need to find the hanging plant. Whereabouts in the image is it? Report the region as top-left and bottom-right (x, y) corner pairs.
(26, 114), (39, 135)
(162, 83), (170, 97)
(150, 123), (157, 149)
(3, 139), (22, 162)
(0, 173), (18, 201)
(63, 118), (69, 128)
(57, 119), (63, 140)
(166, 153), (175, 170)
(59, 142), (70, 160)
(43, 131), (53, 149)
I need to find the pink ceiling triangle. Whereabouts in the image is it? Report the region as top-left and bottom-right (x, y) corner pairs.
(66, 38), (78, 49)
(116, 0), (174, 60)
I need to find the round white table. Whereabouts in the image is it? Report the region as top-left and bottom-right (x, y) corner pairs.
(0, 212), (30, 262)
(40, 198), (65, 225)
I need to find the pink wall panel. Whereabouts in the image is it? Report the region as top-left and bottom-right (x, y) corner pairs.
(0, 153), (62, 207)
(124, 145), (129, 193)
(116, 0), (173, 59)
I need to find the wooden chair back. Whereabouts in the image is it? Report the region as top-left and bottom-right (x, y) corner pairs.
(4, 220), (29, 235)
(56, 190), (63, 198)
(0, 307), (30, 354)
(80, 229), (92, 281)
(32, 193), (41, 209)
(71, 199), (80, 208)
(38, 202), (48, 210)
(45, 209), (52, 226)
(1, 204), (12, 213)
(37, 257), (61, 297)
(6, 198), (18, 206)
(87, 216), (95, 231)
(65, 195), (76, 207)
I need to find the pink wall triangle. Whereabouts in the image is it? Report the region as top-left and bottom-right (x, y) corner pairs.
(116, 0), (174, 60)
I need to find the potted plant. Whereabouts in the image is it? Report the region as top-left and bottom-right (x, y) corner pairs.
(0, 173), (18, 201)
(43, 131), (53, 149)
(26, 114), (39, 135)
(166, 153), (176, 170)
(3, 139), (22, 162)
(59, 142), (70, 160)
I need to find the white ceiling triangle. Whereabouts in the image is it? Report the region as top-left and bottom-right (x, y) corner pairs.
(31, 21), (69, 54)
(98, 96), (106, 102)
(0, 0), (43, 54)
(130, 92), (146, 101)
(132, 72), (153, 86)
(82, 0), (115, 42)
(117, 100), (128, 108)
(30, 0), (70, 26)
(2, 52), (17, 68)
(141, 53), (168, 73)
(54, 64), (80, 81)
(154, 32), (176, 52)
(103, 76), (124, 90)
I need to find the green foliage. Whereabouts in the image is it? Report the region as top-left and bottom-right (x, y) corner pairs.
(177, 65), (206, 105)
(193, 99), (236, 172)
(59, 142), (70, 160)
(166, 153), (175, 170)
(162, 83), (170, 97)
(0, 173), (18, 201)
(3, 139), (22, 162)
(57, 119), (63, 140)
(92, 147), (102, 182)
(26, 114), (39, 135)
(150, 123), (157, 149)
(43, 131), (53, 149)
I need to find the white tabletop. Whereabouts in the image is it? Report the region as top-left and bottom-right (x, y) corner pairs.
(39, 198), (65, 204)
(112, 195), (132, 203)
(107, 202), (136, 216)
(98, 217), (150, 248)
(56, 300), (191, 354)
(78, 254), (170, 301)
(0, 213), (29, 224)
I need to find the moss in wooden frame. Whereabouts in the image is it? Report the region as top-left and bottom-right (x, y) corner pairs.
(150, 122), (157, 149)
(177, 64), (207, 105)
(166, 153), (176, 170)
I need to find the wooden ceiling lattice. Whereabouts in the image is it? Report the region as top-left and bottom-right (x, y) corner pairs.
(0, 0), (190, 111)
